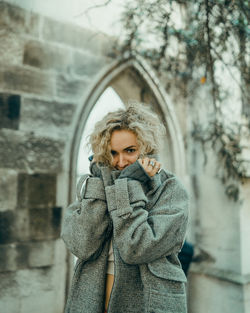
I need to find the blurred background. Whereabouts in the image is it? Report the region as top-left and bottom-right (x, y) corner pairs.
(0, 0), (249, 312)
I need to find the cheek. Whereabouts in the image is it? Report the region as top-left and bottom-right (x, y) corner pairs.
(129, 154), (139, 163)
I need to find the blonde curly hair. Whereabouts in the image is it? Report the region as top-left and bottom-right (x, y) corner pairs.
(88, 102), (165, 166)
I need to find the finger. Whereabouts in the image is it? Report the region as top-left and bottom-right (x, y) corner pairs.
(143, 158), (155, 176)
(148, 160), (161, 177)
(147, 158), (156, 171)
(149, 158), (156, 167)
(142, 157), (149, 166)
(151, 161), (161, 175)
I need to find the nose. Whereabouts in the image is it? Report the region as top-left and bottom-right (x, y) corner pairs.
(118, 154), (127, 168)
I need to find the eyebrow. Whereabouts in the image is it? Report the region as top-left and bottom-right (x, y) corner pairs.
(111, 145), (137, 152)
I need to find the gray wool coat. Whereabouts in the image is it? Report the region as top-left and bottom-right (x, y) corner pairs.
(61, 160), (189, 313)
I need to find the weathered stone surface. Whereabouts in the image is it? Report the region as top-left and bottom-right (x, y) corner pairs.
(188, 272), (245, 313)
(23, 40), (72, 73)
(0, 272), (19, 313)
(29, 208), (51, 241)
(0, 295), (19, 313)
(0, 244), (17, 272)
(0, 169), (18, 212)
(20, 291), (57, 313)
(0, 30), (24, 66)
(0, 93), (21, 130)
(29, 207), (62, 241)
(15, 210), (30, 242)
(20, 97), (75, 138)
(15, 242), (30, 269)
(0, 129), (64, 172)
(0, 65), (55, 97)
(0, 2), (40, 37)
(0, 210), (16, 244)
(16, 241), (55, 269)
(18, 173), (56, 209)
(4, 265), (66, 313)
(17, 174), (29, 210)
(51, 207), (62, 238)
(47, 241), (67, 313)
(28, 241), (55, 268)
(56, 74), (90, 101)
(0, 241), (55, 272)
(72, 50), (107, 77)
(16, 267), (54, 296)
(42, 16), (112, 55)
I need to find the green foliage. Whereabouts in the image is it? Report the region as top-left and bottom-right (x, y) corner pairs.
(118, 0), (249, 93)
(192, 119), (249, 200)
(116, 0), (250, 199)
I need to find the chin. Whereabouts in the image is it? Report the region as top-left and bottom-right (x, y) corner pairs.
(116, 166), (128, 170)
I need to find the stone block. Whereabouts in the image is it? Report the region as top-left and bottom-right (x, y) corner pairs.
(0, 30), (24, 66)
(0, 2), (40, 37)
(0, 65), (55, 97)
(15, 243), (30, 269)
(20, 291), (57, 313)
(56, 74), (90, 101)
(51, 207), (62, 238)
(20, 97), (75, 138)
(0, 210), (16, 244)
(0, 254), (66, 312)
(188, 272), (245, 313)
(18, 173), (56, 209)
(42, 16), (112, 55)
(0, 295), (20, 313)
(29, 207), (62, 240)
(28, 241), (55, 268)
(0, 93), (21, 130)
(29, 208), (51, 241)
(0, 272), (19, 313)
(72, 50), (107, 77)
(0, 169), (18, 212)
(244, 283), (250, 313)
(0, 244), (17, 272)
(0, 241), (55, 272)
(16, 241), (55, 269)
(23, 40), (72, 73)
(32, 175), (55, 208)
(15, 210), (30, 242)
(17, 174), (29, 210)
(0, 129), (64, 172)
(54, 238), (67, 266)
(16, 267), (54, 297)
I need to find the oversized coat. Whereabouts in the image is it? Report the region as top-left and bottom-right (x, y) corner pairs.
(61, 160), (189, 313)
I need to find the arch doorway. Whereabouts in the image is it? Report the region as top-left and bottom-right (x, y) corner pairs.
(70, 58), (186, 201)
(65, 58), (187, 296)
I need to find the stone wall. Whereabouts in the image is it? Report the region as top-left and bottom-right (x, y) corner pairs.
(1, 2), (250, 313)
(0, 2), (113, 312)
(185, 73), (250, 313)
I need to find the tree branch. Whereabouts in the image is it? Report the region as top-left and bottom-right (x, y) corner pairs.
(74, 0), (113, 18)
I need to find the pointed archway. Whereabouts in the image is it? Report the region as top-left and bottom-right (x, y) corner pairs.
(70, 57), (186, 201)
(64, 56), (187, 298)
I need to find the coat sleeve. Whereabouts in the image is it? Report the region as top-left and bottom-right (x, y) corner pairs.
(105, 175), (189, 265)
(61, 176), (111, 261)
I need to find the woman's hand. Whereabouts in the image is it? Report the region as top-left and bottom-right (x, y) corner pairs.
(138, 158), (161, 177)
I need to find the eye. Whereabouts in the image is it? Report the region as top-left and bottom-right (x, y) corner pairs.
(126, 148), (136, 154)
(111, 150), (117, 156)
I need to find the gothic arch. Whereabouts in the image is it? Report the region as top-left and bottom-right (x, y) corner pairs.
(69, 57), (186, 201)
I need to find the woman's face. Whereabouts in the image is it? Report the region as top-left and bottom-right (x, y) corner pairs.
(110, 129), (140, 170)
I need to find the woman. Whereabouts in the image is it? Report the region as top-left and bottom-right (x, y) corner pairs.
(61, 104), (189, 313)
